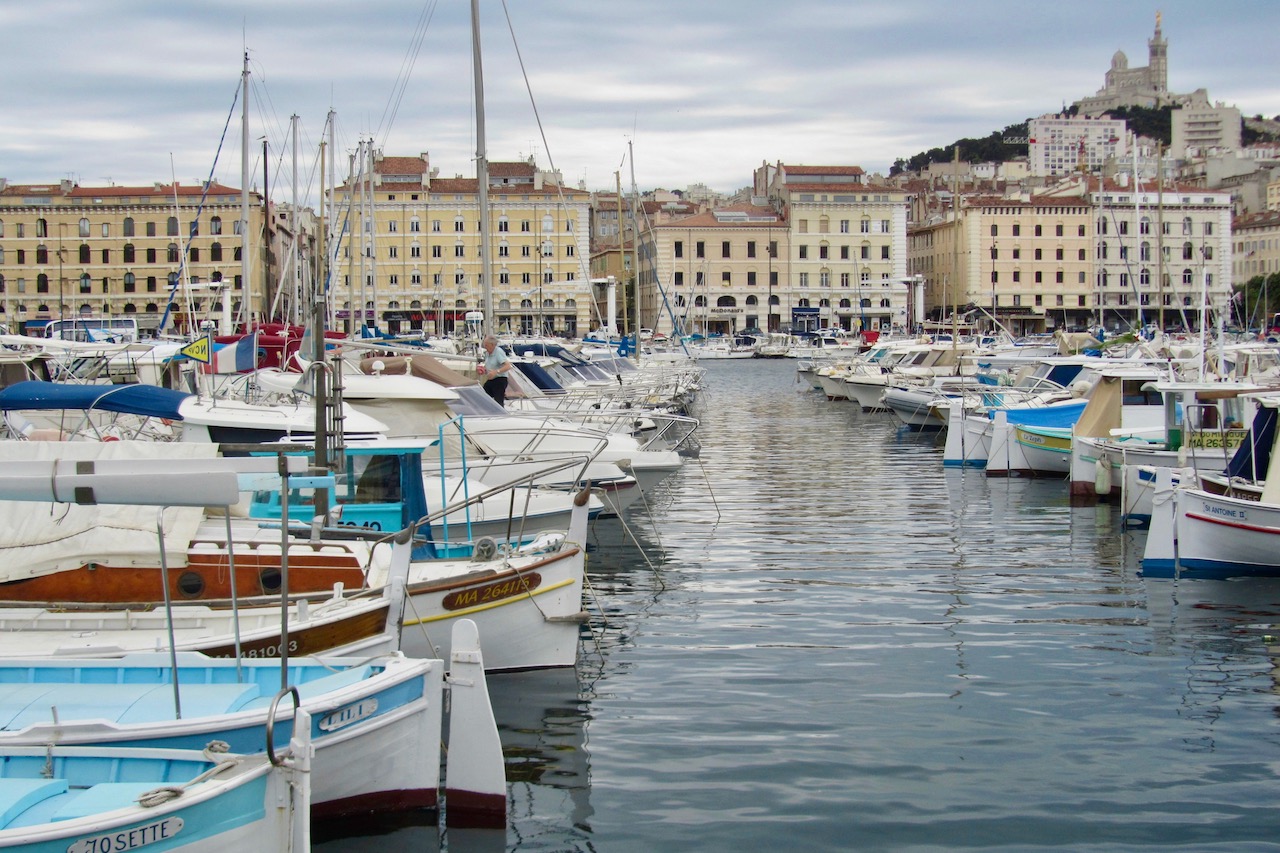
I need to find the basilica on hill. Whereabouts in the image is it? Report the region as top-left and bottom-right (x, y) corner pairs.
(1073, 12), (1205, 116)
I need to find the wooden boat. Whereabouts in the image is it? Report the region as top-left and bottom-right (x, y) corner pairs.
(0, 442), (588, 671)
(0, 733), (312, 852)
(1143, 392), (1280, 578)
(1069, 379), (1264, 520)
(0, 619), (507, 826)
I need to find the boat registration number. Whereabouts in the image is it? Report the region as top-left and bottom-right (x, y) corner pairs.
(320, 698), (379, 732)
(70, 818), (184, 853)
(443, 573), (541, 610)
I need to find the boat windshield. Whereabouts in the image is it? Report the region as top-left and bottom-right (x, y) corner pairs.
(447, 386), (508, 417)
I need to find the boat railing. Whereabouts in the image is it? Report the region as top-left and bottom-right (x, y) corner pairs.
(1181, 402), (1252, 482)
(433, 413), (605, 544)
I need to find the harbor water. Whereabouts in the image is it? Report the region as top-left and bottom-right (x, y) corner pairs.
(322, 358), (1280, 852)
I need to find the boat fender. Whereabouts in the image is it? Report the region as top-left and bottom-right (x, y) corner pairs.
(1095, 458), (1112, 496)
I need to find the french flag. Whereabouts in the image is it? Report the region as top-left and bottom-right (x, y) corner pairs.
(204, 333), (258, 374)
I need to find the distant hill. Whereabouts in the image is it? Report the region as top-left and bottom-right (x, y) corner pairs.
(890, 106), (1280, 176)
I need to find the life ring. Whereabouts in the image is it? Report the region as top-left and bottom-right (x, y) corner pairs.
(101, 436), (120, 442)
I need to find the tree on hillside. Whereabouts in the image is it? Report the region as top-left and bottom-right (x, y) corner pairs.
(1099, 105), (1172, 144)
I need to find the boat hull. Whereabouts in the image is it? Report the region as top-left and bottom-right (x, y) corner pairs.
(1143, 479), (1280, 579)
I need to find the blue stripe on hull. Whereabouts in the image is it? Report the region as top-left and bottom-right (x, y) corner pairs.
(1141, 558), (1280, 580)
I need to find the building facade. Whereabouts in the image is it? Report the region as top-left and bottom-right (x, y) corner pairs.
(755, 163), (912, 333)
(1172, 97), (1244, 157)
(645, 206), (789, 337)
(907, 176), (1233, 333)
(1232, 209), (1280, 286)
(908, 193), (1094, 334)
(333, 152), (593, 337)
(1028, 115), (1128, 178)
(0, 179), (264, 334)
(1091, 180), (1233, 330)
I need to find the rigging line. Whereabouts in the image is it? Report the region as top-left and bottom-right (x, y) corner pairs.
(1105, 209), (1144, 329)
(499, 0), (593, 288)
(376, 0), (439, 148)
(155, 77), (244, 336)
(247, 62), (289, 159)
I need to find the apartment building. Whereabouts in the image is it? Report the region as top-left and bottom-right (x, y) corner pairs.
(1091, 180), (1233, 330)
(1028, 115), (1128, 178)
(1172, 97), (1243, 157)
(907, 175), (1233, 333)
(1232, 209), (1280, 286)
(908, 193), (1094, 334)
(334, 152), (592, 337)
(754, 163), (911, 333)
(645, 206), (789, 337)
(0, 179), (263, 334)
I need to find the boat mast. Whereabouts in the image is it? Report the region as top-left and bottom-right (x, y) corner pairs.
(628, 140), (641, 363)
(615, 170), (627, 343)
(472, 0), (493, 339)
(1156, 143), (1165, 331)
(240, 50), (251, 329)
(1133, 135), (1142, 331)
(290, 114), (300, 327)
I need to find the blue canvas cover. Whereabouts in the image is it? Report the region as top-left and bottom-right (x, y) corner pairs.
(1225, 403), (1277, 482)
(987, 400), (1087, 427)
(0, 380), (192, 421)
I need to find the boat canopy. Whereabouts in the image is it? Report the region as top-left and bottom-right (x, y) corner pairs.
(0, 380), (192, 420)
(508, 343), (590, 366)
(988, 400), (1088, 427)
(512, 361), (565, 393)
(1226, 403), (1277, 482)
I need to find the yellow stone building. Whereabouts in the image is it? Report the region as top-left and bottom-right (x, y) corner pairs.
(332, 153), (593, 337)
(0, 179), (264, 334)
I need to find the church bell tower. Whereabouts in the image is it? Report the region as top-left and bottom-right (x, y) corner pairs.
(1148, 11), (1168, 96)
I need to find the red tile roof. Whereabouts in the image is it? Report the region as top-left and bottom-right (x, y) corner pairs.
(780, 165), (866, 177)
(66, 182), (243, 198)
(374, 156), (428, 177)
(781, 182), (904, 194)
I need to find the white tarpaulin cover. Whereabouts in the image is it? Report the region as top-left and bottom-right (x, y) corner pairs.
(0, 440), (220, 582)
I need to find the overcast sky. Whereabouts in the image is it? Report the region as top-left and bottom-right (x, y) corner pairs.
(4, 1), (1278, 200)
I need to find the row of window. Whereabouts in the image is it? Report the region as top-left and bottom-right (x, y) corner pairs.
(0, 217), (232, 239)
(356, 241), (575, 261)
(348, 269), (581, 289)
(674, 240), (779, 260)
(1099, 217), (1213, 236)
(1098, 270), (1214, 288)
(371, 215), (576, 234)
(1096, 242), (1213, 260)
(670, 270), (901, 288)
(0, 272), (241, 295)
(798, 244), (891, 261)
(796, 219), (893, 235)
(0, 243), (238, 265)
(0, 303), (229, 317)
(988, 218), (1217, 238)
(988, 267), (1215, 287)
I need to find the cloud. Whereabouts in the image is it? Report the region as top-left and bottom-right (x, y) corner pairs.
(2, 1), (1277, 197)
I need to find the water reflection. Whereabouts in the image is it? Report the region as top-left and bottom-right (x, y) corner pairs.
(340, 360), (1280, 849)
(488, 668), (594, 850)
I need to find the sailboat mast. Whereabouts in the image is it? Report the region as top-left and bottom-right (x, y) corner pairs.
(291, 114), (300, 327)
(1133, 136), (1141, 330)
(472, 0), (493, 339)
(615, 170), (626, 342)
(628, 140), (641, 363)
(240, 51), (251, 329)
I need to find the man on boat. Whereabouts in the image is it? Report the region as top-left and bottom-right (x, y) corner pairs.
(478, 334), (512, 406)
